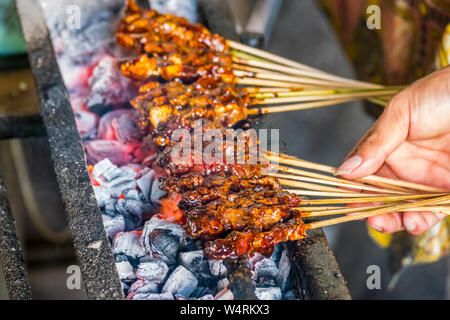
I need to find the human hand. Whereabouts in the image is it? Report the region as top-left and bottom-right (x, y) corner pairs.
(337, 67), (450, 235)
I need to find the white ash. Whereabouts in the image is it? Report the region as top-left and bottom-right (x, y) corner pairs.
(129, 292), (174, 301)
(178, 250), (212, 284)
(116, 260), (136, 282)
(128, 279), (159, 296)
(102, 214), (125, 239)
(113, 232), (147, 261)
(277, 250), (291, 291)
(208, 259), (227, 279)
(85, 140), (134, 166)
(87, 55), (135, 109)
(136, 260), (169, 284)
(136, 170), (155, 202)
(255, 287), (282, 301)
(162, 265), (198, 297)
(75, 110), (98, 140)
(217, 278), (230, 292)
(150, 178), (167, 205)
(254, 259), (279, 281)
(141, 217), (186, 251)
(250, 247), (295, 300)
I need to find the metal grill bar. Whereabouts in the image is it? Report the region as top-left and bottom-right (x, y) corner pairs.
(0, 174), (32, 300)
(15, 0), (123, 300)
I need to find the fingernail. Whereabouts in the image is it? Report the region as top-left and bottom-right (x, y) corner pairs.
(404, 220), (416, 232)
(336, 155), (362, 175)
(371, 225), (384, 233)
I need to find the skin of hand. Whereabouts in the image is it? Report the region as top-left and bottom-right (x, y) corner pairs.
(336, 67), (450, 235)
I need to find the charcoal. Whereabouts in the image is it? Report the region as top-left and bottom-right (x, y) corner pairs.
(85, 140), (133, 166)
(136, 260), (169, 284)
(98, 111), (130, 140)
(113, 113), (142, 146)
(92, 158), (118, 179)
(208, 259), (227, 278)
(94, 186), (112, 207)
(162, 266), (198, 297)
(121, 281), (130, 295)
(75, 110), (98, 139)
(115, 254), (129, 263)
(255, 277), (277, 288)
(255, 287), (282, 300)
(254, 258), (279, 281)
(129, 292), (174, 300)
(269, 243), (284, 264)
(125, 189), (140, 201)
(150, 178), (167, 205)
(248, 253), (266, 271)
(191, 286), (214, 299)
(284, 290), (298, 300)
(87, 55), (135, 108)
(104, 199), (118, 216)
(102, 214), (125, 239)
(277, 250), (291, 291)
(116, 261), (136, 282)
(136, 170), (155, 202)
(148, 229), (182, 265)
(179, 251), (210, 280)
(113, 232), (146, 260)
(141, 217), (186, 251)
(217, 278), (230, 292)
(129, 279), (159, 295)
(115, 198), (143, 230)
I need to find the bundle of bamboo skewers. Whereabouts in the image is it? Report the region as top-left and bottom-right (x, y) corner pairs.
(264, 151), (449, 229)
(227, 40), (404, 115)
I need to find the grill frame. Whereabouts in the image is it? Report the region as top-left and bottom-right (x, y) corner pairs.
(9, 0), (351, 300)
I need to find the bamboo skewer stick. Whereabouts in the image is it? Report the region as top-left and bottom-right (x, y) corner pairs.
(305, 206), (450, 217)
(237, 77), (312, 88)
(227, 40), (383, 89)
(293, 192), (448, 205)
(232, 56), (386, 89)
(307, 195), (450, 229)
(251, 90), (398, 105)
(276, 178), (360, 194)
(234, 70), (362, 88)
(247, 98), (356, 114)
(271, 164), (401, 194)
(270, 172), (405, 194)
(267, 153), (447, 193)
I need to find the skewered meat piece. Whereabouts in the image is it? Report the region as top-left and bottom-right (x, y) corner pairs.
(179, 188), (301, 210)
(120, 54), (234, 83)
(186, 199), (299, 241)
(117, 1), (233, 83)
(160, 172), (279, 194)
(131, 79), (250, 130)
(203, 219), (308, 260)
(118, 0), (229, 56)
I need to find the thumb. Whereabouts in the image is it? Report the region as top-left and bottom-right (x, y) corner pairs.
(337, 95), (410, 179)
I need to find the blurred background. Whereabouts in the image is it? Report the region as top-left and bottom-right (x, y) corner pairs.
(0, 0), (448, 299)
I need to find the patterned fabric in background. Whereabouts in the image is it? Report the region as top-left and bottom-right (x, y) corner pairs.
(316, 0), (450, 287)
